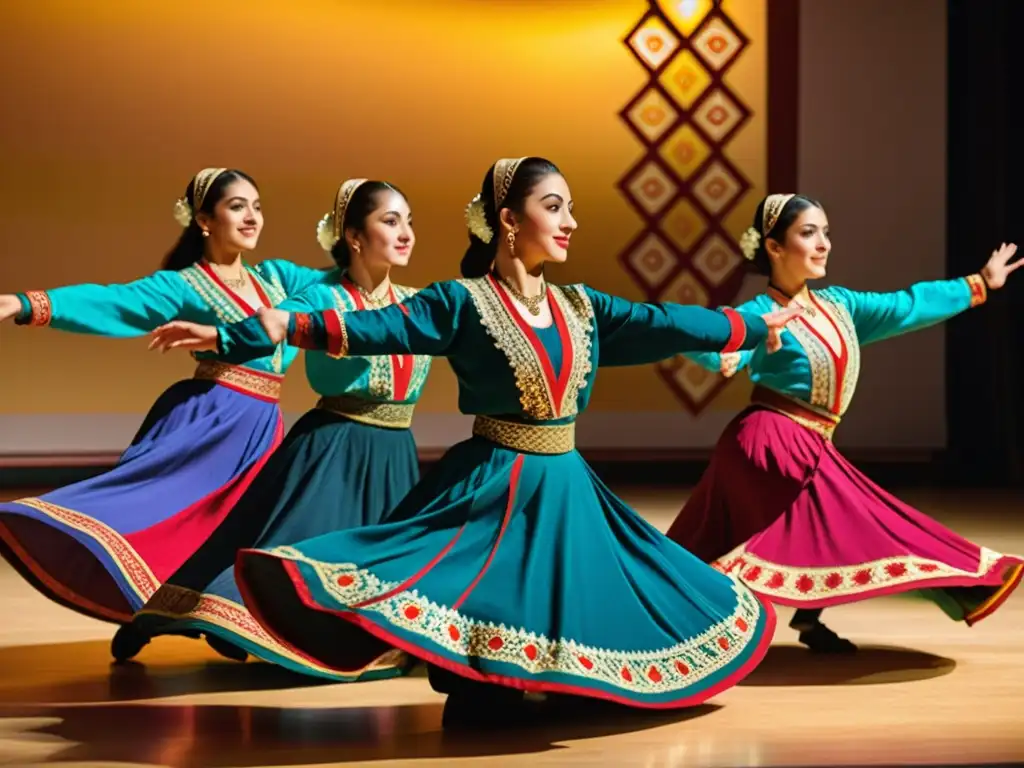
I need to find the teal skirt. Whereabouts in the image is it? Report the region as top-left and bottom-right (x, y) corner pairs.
(130, 408), (419, 680)
(235, 434), (776, 708)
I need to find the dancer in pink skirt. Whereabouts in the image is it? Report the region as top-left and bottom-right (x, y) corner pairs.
(666, 193), (1024, 652)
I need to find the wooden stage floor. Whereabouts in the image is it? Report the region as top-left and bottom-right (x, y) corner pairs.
(0, 486), (1022, 767)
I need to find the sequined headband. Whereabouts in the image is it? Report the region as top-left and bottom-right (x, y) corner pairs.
(762, 193), (796, 235)
(492, 157), (526, 211)
(314, 178), (370, 253)
(173, 167), (228, 227)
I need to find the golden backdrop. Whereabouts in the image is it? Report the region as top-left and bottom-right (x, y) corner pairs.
(0, 0), (766, 416)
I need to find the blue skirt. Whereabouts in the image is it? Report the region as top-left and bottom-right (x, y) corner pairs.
(130, 408), (419, 680)
(0, 373), (283, 623)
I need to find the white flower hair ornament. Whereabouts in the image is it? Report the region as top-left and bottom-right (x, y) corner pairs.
(465, 194), (494, 244)
(173, 198), (193, 228)
(316, 212), (339, 253)
(739, 227), (761, 261)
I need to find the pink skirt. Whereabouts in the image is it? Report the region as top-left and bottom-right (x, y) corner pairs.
(666, 406), (1023, 625)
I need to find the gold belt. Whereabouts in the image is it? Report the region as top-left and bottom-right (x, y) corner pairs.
(194, 361), (282, 402)
(317, 395), (415, 429)
(472, 416), (575, 455)
(750, 385), (839, 441)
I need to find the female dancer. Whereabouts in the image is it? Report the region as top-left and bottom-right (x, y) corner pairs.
(665, 193), (1024, 652)
(112, 179), (431, 679)
(0, 168), (330, 636)
(152, 157), (801, 719)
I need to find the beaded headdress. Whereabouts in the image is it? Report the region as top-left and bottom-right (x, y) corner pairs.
(465, 157), (527, 244)
(316, 178), (369, 252)
(173, 168), (228, 227)
(739, 192), (797, 261)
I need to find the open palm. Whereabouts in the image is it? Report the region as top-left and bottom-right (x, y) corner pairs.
(980, 242), (1021, 290)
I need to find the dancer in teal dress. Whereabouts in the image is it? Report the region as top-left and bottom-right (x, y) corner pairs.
(113, 180), (431, 678)
(152, 157), (800, 719)
(0, 169), (329, 644)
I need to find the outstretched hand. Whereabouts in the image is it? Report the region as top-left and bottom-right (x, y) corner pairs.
(980, 243), (1021, 290)
(256, 307), (290, 345)
(149, 321), (219, 353)
(761, 305), (804, 354)
(0, 295), (22, 323)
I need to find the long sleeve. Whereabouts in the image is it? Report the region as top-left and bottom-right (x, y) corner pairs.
(587, 288), (768, 367)
(215, 289), (324, 364)
(682, 297), (766, 374)
(13, 272), (189, 336)
(218, 282), (460, 364)
(830, 275), (986, 346)
(261, 259), (336, 295)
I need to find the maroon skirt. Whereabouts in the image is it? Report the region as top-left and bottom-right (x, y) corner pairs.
(667, 403), (1022, 625)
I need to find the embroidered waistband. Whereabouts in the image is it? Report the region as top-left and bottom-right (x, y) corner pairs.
(194, 360), (283, 402)
(750, 386), (839, 441)
(317, 395), (415, 429)
(472, 416), (575, 455)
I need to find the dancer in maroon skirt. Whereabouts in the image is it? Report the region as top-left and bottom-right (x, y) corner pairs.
(666, 193), (1024, 652)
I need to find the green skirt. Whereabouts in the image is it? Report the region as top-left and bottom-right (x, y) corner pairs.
(236, 433), (776, 708)
(129, 408), (419, 680)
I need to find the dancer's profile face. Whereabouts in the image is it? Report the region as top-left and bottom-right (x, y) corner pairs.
(348, 190), (414, 268)
(768, 205), (830, 283)
(196, 179), (263, 254)
(501, 173), (577, 269)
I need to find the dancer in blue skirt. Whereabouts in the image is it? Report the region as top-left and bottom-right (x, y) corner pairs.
(0, 169), (330, 644)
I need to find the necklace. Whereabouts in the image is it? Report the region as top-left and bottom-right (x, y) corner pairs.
(768, 282), (817, 317)
(355, 282), (391, 308)
(211, 264), (248, 290)
(497, 274), (546, 316)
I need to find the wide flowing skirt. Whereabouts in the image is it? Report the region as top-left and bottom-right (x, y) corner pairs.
(667, 407), (1023, 624)
(235, 434), (776, 709)
(130, 408), (419, 680)
(0, 378), (283, 623)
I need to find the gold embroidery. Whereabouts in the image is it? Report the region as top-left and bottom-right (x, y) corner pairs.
(317, 396), (415, 429)
(194, 360), (283, 401)
(5, 498), (159, 603)
(23, 291), (52, 326)
(715, 546), (1013, 602)
(550, 285), (595, 415)
(136, 592), (408, 680)
(179, 265), (249, 324)
(966, 274), (988, 307)
(458, 278), (593, 420)
(270, 546), (765, 696)
(325, 283), (430, 393)
(472, 416), (575, 454)
(817, 292), (861, 416)
(750, 387), (839, 441)
(781, 312), (833, 411)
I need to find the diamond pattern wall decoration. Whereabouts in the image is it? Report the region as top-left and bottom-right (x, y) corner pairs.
(617, 0), (754, 413)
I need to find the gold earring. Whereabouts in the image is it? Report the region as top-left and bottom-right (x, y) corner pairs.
(507, 230), (516, 256)
(353, 242), (361, 255)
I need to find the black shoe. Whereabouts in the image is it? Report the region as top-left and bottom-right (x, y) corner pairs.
(798, 623), (857, 654)
(441, 685), (526, 730)
(111, 624), (150, 663)
(205, 634), (249, 662)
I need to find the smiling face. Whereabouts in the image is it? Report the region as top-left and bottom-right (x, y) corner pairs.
(766, 204), (830, 283)
(500, 172), (577, 269)
(195, 178), (263, 254)
(347, 189), (415, 268)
